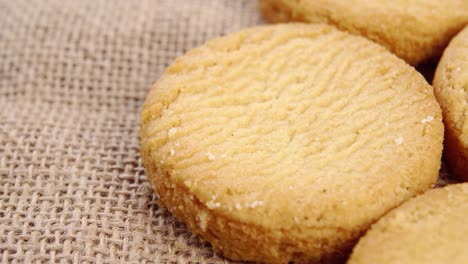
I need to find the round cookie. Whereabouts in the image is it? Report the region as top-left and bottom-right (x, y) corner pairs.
(433, 25), (468, 181)
(348, 183), (468, 264)
(140, 24), (444, 263)
(258, 0), (468, 66)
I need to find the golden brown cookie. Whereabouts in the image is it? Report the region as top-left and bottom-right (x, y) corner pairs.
(348, 183), (468, 264)
(433, 26), (468, 181)
(140, 24), (444, 263)
(258, 0), (468, 66)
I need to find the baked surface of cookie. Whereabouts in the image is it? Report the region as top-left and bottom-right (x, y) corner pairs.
(433, 26), (468, 181)
(140, 24), (444, 263)
(348, 183), (468, 264)
(258, 0), (468, 65)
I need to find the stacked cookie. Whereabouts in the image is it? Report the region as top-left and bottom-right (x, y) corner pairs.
(141, 1), (468, 263)
(259, 0), (468, 66)
(433, 26), (468, 182)
(348, 183), (468, 264)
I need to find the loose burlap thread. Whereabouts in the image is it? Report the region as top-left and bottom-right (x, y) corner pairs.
(0, 1), (261, 262)
(0, 0), (456, 263)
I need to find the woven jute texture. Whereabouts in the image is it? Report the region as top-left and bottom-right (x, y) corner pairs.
(0, 1), (261, 263)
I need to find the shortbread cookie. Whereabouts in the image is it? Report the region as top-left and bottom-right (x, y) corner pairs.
(140, 24), (444, 263)
(258, 0), (468, 65)
(433, 26), (468, 181)
(348, 183), (468, 264)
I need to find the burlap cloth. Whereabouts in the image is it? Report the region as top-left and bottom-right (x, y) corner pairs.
(0, 1), (262, 262)
(0, 1), (457, 263)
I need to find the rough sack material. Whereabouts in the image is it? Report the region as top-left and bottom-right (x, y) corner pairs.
(0, 1), (261, 263)
(0, 0), (455, 263)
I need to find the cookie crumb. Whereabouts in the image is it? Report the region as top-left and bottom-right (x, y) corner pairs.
(421, 115), (434, 124)
(184, 180), (192, 188)
(170, 148), (175, 156)
(168, 127), (177, 137)
(198, 211), (209, 232)
(394, 136), (404, 145)
(206, 201), (221, 209)
(207, 152), (216, 161)
(250, 201), (264, 208)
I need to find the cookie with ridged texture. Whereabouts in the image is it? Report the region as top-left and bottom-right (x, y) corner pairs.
(348, 183), (468, 264)
(140, 24), (443, 263)
(258, 0), (468, 66)
(433, 25), (468, 181)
